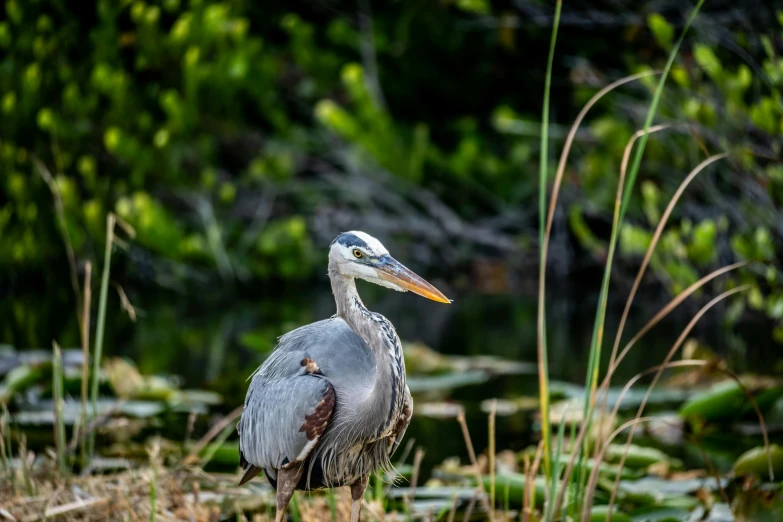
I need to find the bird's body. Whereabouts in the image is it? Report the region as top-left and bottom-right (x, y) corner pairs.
(239, 315), (411, 490)
(237, 231), (449, 522)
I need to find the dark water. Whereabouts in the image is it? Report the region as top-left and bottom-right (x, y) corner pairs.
(2, 267), (779, 475)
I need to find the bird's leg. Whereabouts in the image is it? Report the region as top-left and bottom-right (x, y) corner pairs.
(350, 474), (369, 522)
(275, 465), (304, 522)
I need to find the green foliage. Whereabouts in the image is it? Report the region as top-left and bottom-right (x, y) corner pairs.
(252, 217), (313, 279)
(647, 14), (674, 50)
(571, 13), (783, 345)
(1, 0), (781, 347)
(0, 0), (312, 270)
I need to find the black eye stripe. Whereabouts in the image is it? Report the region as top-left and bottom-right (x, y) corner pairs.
(333, 233), (371, 251)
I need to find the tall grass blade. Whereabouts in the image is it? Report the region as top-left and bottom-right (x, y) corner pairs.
(603, 152), (727, 395)
(289, 492), (301, 522)
(457, 410), (491, 514)
(33, 158), (82, 325)
(619, 0), (705, 219)
(88, 213), (116, 462)
(537, 66), (661, 522)
(577, 0), (706, 507)
(536, 0), (562, 483)
(197, 421), (235, 469)
(523, 441), (544, 521)
(52, 342), (67, 475)
(594, 152), (728, 446)
(79, 261), (92, 470)
(149, 468), (157, 522)
(552, 262), (746, 517)
(548, 413), (568, 520)
(585, 0), (706, 405)
(600, 287), (750, 518)
(327, 489), (338, 522)
(602, 358), (773, 487)
(19, 436), (35, 496)
(488, 399), (497, 514)
(0, 405), (9, 487)
(608, 261), (745, 373)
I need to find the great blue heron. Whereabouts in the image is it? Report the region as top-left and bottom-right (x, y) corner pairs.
(238, 231), (450, 522)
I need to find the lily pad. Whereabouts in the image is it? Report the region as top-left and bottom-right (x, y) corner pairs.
(105, 358), (178, 401)
(680, 379), (783, 423)
(198, 441), (239, 467)
(603, 443), (683, 471)
(733, 444), (783, 479)
(628, 505), (691, 522)
(616, 475), (725, 503)
(478, 473), (547, 507)
(407, 371), (488, 393)
(551, 381), (690, 411)
(12, 399), (166, 425)
(0, 361), (52, 403)
(589, 505), (632, 522)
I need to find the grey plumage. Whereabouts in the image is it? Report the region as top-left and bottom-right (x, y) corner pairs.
(237, 231), (448, 522)
(238, 317), (410, 488)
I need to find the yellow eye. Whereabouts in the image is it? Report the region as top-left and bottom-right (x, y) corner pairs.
(353, 249), (363, 259)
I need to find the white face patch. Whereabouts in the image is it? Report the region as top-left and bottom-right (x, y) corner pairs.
(350, 263), (378, 279)
(329, 231), (403, 288)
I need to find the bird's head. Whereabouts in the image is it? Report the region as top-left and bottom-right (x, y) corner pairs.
(329, 231), (450, 304)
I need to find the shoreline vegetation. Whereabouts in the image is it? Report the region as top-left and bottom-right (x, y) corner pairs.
(2, 1), (783, 521)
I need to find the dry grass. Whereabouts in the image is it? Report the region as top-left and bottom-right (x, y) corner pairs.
(0, 458), (398, 522)
(2, 463), (219, 521)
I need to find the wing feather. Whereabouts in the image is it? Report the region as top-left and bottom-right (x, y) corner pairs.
(238, 317), (378, 485)
(238, 372), (335, 473)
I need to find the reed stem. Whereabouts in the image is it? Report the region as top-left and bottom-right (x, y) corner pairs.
(88, 214), (116, 462)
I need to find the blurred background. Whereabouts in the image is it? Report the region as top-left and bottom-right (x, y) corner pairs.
(1, 0), (783, 480)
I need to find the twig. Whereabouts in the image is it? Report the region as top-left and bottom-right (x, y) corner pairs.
(523, 441), (544, 522)
(488, 399), (497, 521)
(21, 497), (108, 521)
(32, 158), (82, 326)
(408, 448), (425, 504)
(78, 261), (92, 469)
(446, 493), (458, 522)
(112, 281), (138, 322)
(461, 490), (477, 522)
(197, 422), (235, 469)
(457, 409), (491, 515)
(1, 403), (10, 487)
(67, 401), (124, 455)
(182, 406), (243, 466)
(52, 342), (67, 474)
(686, 433), (731, 506)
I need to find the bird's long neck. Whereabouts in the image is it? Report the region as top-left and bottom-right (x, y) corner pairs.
(329, 264), (405, 436)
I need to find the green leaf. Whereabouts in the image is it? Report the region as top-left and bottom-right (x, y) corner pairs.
(733, 444), (783, 478)
(603, 444), (682, 470)
(590, 505), (632, 522)
(647, 14), (674, 49)
(679, 380), (745, 422)
(693, 44), (723, 80)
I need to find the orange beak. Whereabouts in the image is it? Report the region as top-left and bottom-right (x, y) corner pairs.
(376, 256), (451, 304)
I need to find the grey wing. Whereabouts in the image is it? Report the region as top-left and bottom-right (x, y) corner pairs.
(258, 318), (376, 388)
(238, 371), (335, 472)
(238, 318), (373, 479)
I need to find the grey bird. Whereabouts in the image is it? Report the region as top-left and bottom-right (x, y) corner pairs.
(237, 231), (450, 522)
